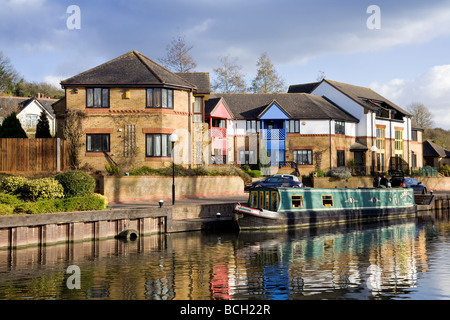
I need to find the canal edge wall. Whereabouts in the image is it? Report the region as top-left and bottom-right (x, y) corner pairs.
(0, 202), (238, 250)
(99, 175), (245, 202)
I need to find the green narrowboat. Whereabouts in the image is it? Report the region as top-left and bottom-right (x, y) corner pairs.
(233, 187), (417, 230)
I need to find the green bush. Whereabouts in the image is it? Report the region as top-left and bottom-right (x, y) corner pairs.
(105, 164), (120, 176)
(438, 164), (450, 177)
(14, 193), (108, 214)
(21, 178), (64, 201)
(0, 193), (23, 205)
(0, 176), (27, 194)
(0, 203), (14, 215)
(15, 199), (59, 214)
(310, 170), (325, 177)
(55, 170), (96, 198)
(129, 166), (160, 176)
(249, 170), (262, 177)
(128, 164), (252, 184)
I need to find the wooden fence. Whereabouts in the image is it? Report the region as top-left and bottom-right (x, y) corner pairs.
(0, 138), (68, 173)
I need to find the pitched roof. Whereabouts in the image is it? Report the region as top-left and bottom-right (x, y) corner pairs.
(288, 82), (320, 94)
(207, 93), (358, 122)
(204, 97), (234, 118)
(0, 96), (57, 116)
(60, 50), (197, 90)
(176, 72), (210, 94)
(423, 140), (450, 158)
(289, 79), (412, 117)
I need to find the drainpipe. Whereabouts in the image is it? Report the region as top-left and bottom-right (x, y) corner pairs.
(188, 90), (192, 169)
(329, 119), (332, 171)
(407, 116), (411, 173)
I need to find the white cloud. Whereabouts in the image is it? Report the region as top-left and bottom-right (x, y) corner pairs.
(370, 65), (450, 129)
(185, 19), (214, 35)
(323, 5), (450, 58)
(43, 75), (62, 88)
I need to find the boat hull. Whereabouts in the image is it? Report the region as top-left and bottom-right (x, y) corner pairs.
(233, 187), (417, 230)
(234, 205), (416, 230)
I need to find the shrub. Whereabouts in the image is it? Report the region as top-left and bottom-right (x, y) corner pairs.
(0, 176), (27, 194)
(0, 193), (23, 205)
(327, 167), (352, 180)
(21, 178), (64, 201)
(249, 170), (262, 177)
(438, 164), (450, 177)
(14, 193), (108, 214)
(0, 203), (14, 215)
(55, 170), (96, 198)
(62, 194), (108, 211)
(90, 193), (108, 209)
(310, 170), (325, 177)
(15, 199), (59, 214)
(105, 164), (120, 176)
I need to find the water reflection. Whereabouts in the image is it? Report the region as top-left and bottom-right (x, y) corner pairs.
(1, 209), (450, 300)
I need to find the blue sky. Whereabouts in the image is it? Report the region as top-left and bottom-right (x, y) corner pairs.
(2, 0), (450, 128)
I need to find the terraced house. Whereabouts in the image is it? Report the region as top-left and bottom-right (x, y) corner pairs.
(289, 80), (424, 174)
(205, 93), (359, 176)
(55, 51), (423, 176)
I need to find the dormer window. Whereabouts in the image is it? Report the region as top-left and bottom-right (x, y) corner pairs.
(146, 88), (174, 109)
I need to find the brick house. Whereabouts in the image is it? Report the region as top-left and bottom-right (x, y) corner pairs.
(58, 50), (210, 171)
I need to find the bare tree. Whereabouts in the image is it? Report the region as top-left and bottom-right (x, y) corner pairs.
(407, 102), (434, 129)
(0, 97), (19, 120)
(0, 52), (20, 94)
(250, 52), (285, 93)
(212, 55), (247, 93)
(159, 34), (197, 73)
(63, 110), (86, 169)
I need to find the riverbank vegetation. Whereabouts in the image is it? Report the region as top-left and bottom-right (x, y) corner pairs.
(0, 171), (107, 215)
(127, 164), (252, 184)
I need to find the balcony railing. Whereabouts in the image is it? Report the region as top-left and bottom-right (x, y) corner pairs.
(211, 127), (227, 139)
(261, 129), (286, 140)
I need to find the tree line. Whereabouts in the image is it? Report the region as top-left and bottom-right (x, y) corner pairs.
(0, 52), (64, 99)
(159, 34), (286, 94)
(407, 102), (450, 149)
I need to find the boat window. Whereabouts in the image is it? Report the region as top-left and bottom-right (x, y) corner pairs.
(292, 195), (304, 208)
(322, 195), (333, 207)
(271, 191), (278, 211)
(265, 191), (270, 209)
(259, 192), (264, 209)
(250, 191), (258, 207)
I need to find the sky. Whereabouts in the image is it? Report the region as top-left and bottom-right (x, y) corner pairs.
(1, 0), (450, 128)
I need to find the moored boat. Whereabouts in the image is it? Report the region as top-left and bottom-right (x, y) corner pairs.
(233, 187), (417, 230)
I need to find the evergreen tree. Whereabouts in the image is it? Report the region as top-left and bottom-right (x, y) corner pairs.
(0, 112), (27, 138)
(35, 110), (52, 138)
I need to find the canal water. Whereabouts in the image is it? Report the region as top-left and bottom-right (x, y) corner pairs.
(1, 209), (450, 300)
